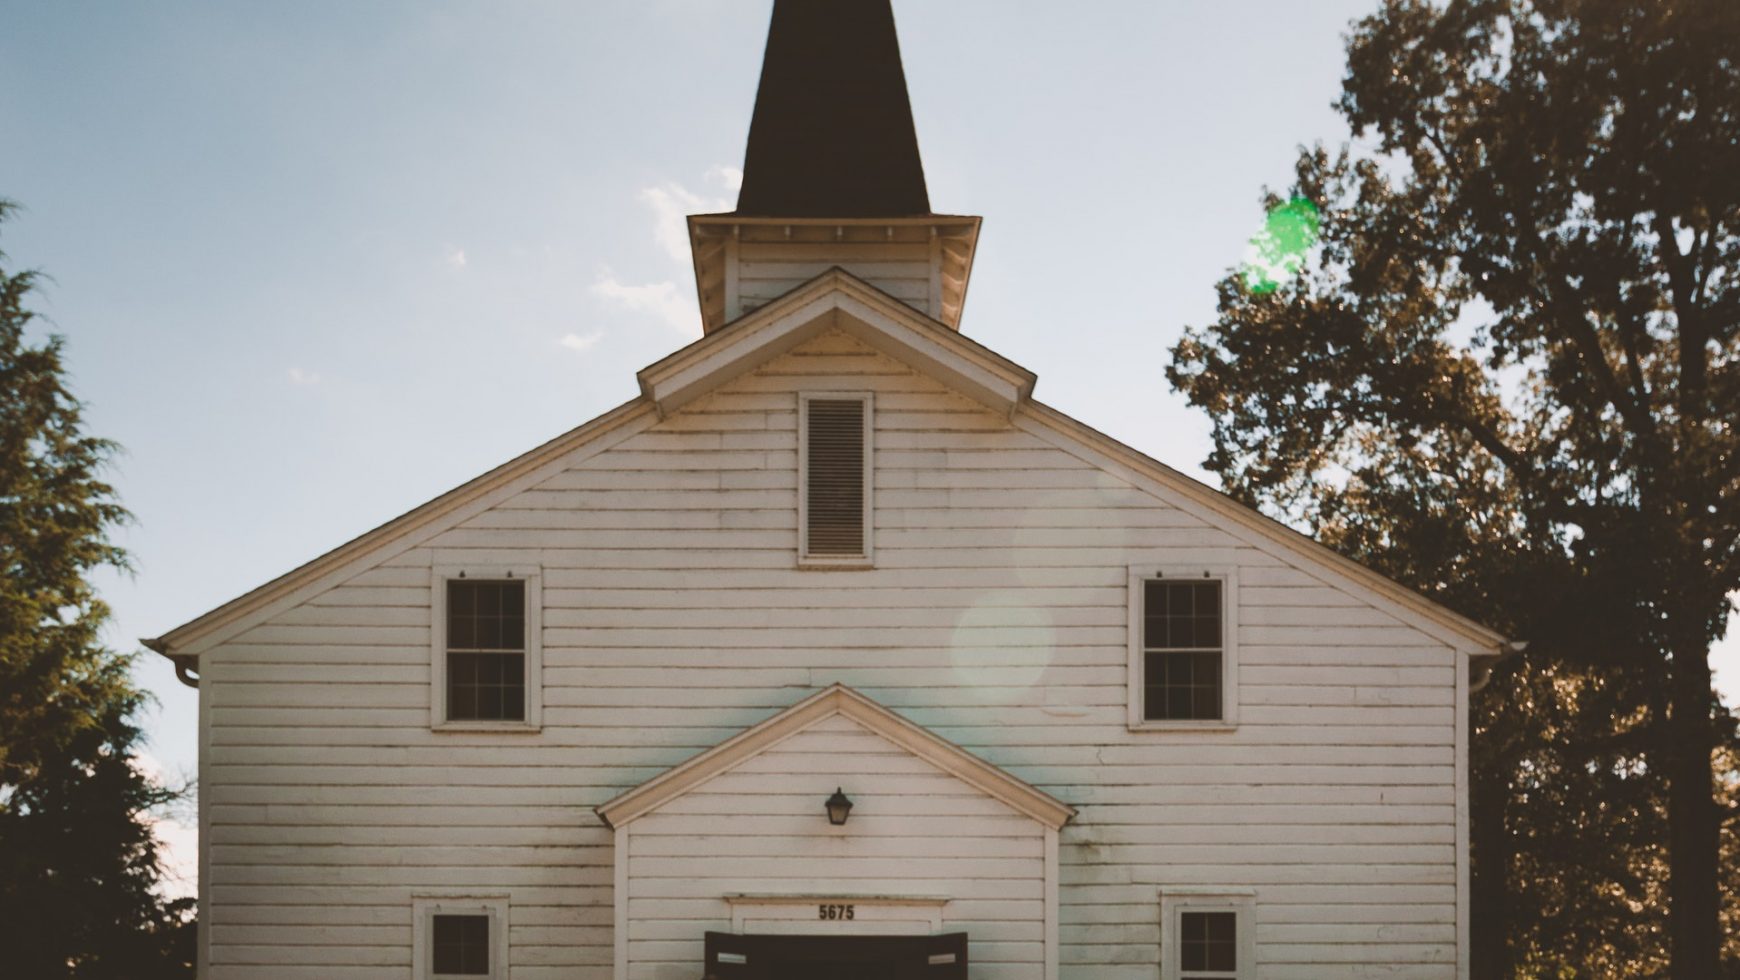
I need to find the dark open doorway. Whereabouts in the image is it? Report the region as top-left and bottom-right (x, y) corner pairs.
(702, 932), (967, 980)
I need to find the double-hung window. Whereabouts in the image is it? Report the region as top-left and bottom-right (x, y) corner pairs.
(1129, 567), (1239, 729)
(432, 568), (542, 730)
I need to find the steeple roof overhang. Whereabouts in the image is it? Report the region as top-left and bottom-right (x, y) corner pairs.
(685, 213), (983, 335)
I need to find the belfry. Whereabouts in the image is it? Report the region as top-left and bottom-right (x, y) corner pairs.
(687, 0), (980, 335)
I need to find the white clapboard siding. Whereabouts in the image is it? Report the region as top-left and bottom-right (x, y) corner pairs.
(734, 241), (935, 320)
(201, 328), (1463, 979)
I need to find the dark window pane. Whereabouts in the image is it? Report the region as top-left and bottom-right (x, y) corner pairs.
(448, 613), (476, 650)
(1167, 686), (1193, 719)
(1144, 580), (1222, 650)
(448, 651), (525, 722)
(500, 685), (525, 722)
(447, 668), (478, 720)
(449, 582), (475, 616)
(432, 913), (490, 975)
(1144, 650), (1222, 721)
(476, 654), (503, 686)
(447, 579), (526, 653)
(474, 614), (501, 651)
(1194, 685), (1222, 720)
(1180, 911), (1236, 973)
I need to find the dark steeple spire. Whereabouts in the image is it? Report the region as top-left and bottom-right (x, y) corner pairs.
(734, 0), (932, 217)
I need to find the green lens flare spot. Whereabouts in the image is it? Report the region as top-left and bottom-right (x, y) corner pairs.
(1241, 197), (1321, 294)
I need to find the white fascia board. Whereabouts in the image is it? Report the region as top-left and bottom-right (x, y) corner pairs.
(596, 684), (1075, 831)
(639, 269), (1034, 420)
(148, 398), (659, 657)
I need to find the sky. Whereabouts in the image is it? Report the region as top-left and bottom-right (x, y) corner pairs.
(2, 0), (1736, 899)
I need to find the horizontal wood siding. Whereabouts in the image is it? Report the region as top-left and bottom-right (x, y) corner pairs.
(203, 329), (1460, 979)
(736, 241), (934, 319)
(625, 713), (1046, 980)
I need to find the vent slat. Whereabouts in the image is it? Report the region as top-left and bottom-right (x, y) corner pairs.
(806, 399), (865, 556)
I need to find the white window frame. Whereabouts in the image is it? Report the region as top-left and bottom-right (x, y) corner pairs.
(431, 565), (542, 732)
(413, 894), (509, 980)
(1128, 565), (1239, 731)
(797, 391), (875, 568)
(1159, 888), (1255, 980)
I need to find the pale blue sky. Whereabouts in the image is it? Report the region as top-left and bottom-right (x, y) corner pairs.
(3, 1), (1735, 893)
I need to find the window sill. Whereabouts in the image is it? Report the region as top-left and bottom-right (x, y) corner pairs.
(1128, 719), (1238, 733)
(433, 721), (542, 734)
(797, 555), (875, 570)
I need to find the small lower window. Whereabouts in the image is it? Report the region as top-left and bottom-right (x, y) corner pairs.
(1160, 890), (1254, 980)
(1180, 911), (1237, 978)
(433, 914), (491, 975)
(415, 896), (507, 980)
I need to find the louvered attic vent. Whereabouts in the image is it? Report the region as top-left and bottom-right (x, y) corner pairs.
(802, 395), (872, 563)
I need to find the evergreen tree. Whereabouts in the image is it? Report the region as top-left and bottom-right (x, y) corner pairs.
(1168, 0), (1740, 974)
(0, 199), (194, 976)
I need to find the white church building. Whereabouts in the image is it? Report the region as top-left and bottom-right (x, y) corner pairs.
(148, 3), (1507, 978)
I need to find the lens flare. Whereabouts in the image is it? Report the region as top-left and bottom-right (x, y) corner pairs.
(947, 594), (1057, 698)
(1241, 197), (1321, 294)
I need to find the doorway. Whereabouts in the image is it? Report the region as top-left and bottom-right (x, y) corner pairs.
(702, 932), (967, 980)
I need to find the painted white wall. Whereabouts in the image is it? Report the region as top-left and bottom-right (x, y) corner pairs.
(200, 329), (1461, 979)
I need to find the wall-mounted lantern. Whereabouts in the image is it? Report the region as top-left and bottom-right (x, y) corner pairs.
(825, 787), (854, 826)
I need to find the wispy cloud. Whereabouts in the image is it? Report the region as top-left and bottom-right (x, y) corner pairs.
(444, 246), (468, 270)
(595, 167), (737, 336)
(706, 165), (744, 193)
(287, 367), (321, 386)
(559, 331), (604, 354)
(639, 183), (723, 263)
(592, 272), (700, 338)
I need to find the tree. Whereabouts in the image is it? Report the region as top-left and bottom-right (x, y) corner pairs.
(0, 199), (195, 976)
(1167, 0), (1740, 975)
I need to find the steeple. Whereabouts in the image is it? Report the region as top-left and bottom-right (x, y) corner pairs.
(735, 0), (931, 217)
(687, 0), (980, 335)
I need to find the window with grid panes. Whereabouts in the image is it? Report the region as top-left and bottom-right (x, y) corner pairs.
(1143, 578), (1224, 721)
(445, 579), (525, 722)
(432, 913), (491, 976)
(1179, 910), (1238, 979)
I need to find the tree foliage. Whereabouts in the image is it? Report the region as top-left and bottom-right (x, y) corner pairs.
(1168, 0), (1740, 974)
(0, 200), (194, 976)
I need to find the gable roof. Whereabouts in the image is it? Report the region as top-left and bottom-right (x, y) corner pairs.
(595, 684), (1076, 831)
(147, 268), (1507, 662)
